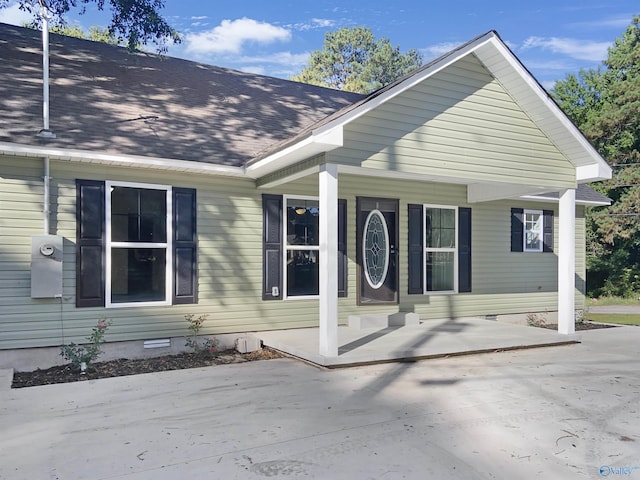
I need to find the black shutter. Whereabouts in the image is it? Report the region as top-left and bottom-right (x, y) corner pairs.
(173, 188), (197, 304)
(543, 209), (554, 253)
(407, 204), (424, 294)
(458, 207), (472, 293)
(338, 199), (347, 297)
(511, 208), (524, 252)
(76, 180), (105, 307)
(262, 194), (282, 300)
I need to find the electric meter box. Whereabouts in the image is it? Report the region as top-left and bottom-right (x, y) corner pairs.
(31, 235), (63, 298)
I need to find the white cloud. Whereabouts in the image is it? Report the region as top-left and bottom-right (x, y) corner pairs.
(569, 15), (634, 30)
(0, 2), (34, 26)
(237, 51), (310, 67)
(291, 18), (337, 31)
(521, 36), (610, 62)
(185, 17), (291, 55)
(421, 42), (463, 60)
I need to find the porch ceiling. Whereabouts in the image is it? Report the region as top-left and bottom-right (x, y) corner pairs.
(257, 163), (608, 206)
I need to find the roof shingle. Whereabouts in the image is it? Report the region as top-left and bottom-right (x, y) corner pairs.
(0, 23), (363, 167)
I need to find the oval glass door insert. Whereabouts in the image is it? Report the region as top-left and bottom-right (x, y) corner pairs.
(363, 209), (389, 289)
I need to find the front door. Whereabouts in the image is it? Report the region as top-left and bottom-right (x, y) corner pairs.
(357, 197), (399, 304)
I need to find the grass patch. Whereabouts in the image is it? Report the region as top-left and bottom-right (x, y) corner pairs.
(587, 296), (640, 307)
(585, 314), (640, 325)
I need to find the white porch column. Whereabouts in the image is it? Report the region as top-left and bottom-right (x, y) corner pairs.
(319, 163), (339, 356)
(558, 188), (576, 335)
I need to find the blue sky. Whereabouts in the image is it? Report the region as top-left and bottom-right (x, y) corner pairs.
(0, 0), (637, 89)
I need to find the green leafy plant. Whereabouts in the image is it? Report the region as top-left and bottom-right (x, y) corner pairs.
(60, 318), (111, 372)
(184, 314), (219, 355)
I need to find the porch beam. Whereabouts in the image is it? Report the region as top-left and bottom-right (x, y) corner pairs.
(319, 163), (339, 357)
(558, 188), (576, 334)
(467, 182), (549, 203)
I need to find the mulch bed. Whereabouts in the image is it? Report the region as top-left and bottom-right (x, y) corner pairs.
(11, 348), (284, 389)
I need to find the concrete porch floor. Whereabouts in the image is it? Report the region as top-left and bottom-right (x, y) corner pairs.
(258, 317), (581, 367)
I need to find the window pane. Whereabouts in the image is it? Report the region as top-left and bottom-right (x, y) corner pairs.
(287, 250), (319, 296)
(286, 199), (319, 246)
(425, 208), (437, 247)
(426, 207), (455, 248)
(111, 248), (166, 303)
(441, 208), (455, 229)
(112, 187), (166, 243)
(525, 212), (542, 251)
(363, 211), (389, 288)
(426, 252), (455, 291)
(525, 231), (541, 250)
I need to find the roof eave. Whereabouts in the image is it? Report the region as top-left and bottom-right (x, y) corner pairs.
(0, 142), (246, 177)
(245, 127), (343, 178)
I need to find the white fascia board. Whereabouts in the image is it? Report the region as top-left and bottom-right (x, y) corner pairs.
(245, 127), (343, 178)
(520, 194), (610, 206)
(0, 142), (245, 177)
(576, 162), (612, 182)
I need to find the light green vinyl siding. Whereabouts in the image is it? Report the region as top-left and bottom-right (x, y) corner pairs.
(0, 155), (585, 350)
(328, 55), (575, 189)
(0, 156), (325, 349)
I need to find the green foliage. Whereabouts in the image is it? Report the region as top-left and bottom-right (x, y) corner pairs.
(552, 16), (640, 298)
(3, 0), (180, 51)
(585, 313), (640, 325)
(291, 26), (423, 93)
(25, 22), (123, 45)
(184, 314), (219, 356)
(60, 318), (111, 372)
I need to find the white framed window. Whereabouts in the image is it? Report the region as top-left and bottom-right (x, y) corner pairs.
(524, 209), (543, 252)
(424, 205), (458, 294)
(105, 181), (173, 307)
(283, 195), (319, 299)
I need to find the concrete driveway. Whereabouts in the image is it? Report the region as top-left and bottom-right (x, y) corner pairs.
(1, 326), (639, 480)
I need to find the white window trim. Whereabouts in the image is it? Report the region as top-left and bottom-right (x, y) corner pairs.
(105, 180), (173, 308)
(423, 204), (458, 295)
(523, 209), (543, 252)
(283, 194), (320, 301)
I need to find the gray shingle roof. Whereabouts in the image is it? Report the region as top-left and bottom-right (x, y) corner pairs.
(0, 23), (363, 167)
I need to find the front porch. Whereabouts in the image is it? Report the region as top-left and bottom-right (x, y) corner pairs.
(258, 317), (580, 367)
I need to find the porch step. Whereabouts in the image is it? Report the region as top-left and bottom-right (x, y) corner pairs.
(348, 312), (420, 329)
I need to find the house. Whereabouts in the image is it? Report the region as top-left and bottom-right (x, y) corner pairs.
(0, 23), (611, 368)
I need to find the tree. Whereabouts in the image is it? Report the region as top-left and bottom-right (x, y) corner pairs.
(1, 0), (180, 51)
(291, 26), (423, 94)
(552, 16), (640, 297)
(24, 22), (122, 45)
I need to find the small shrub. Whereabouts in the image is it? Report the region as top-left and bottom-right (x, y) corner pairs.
(184, 314), (219, 355)
(60, 318), (111, 372)
(526, 313), (547, 328)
